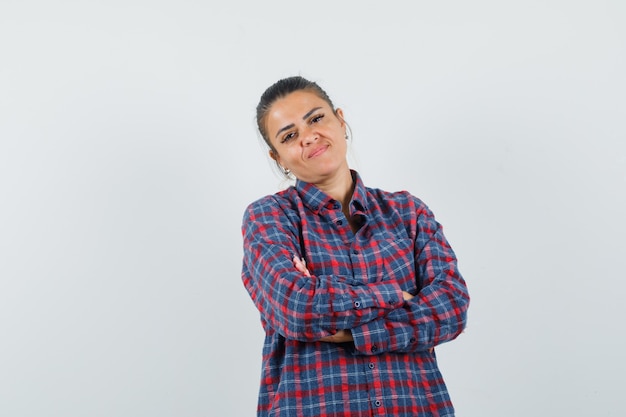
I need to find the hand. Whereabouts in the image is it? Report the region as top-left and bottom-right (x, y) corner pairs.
(319, 330), (354, 343)
(293, 255), (311, 277)
(402, 291), (415, 301)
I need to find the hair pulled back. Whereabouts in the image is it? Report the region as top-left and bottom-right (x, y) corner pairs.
(256, 76), (336, 152)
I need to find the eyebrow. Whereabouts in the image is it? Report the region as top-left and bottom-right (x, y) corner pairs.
(274, 106), (323, 139)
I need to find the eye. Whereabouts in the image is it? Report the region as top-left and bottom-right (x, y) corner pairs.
(310, 114), (324, 124)
(280, 132), (296, 144)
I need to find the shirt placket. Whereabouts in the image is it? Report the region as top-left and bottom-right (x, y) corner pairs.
(329, 203), (387, 415)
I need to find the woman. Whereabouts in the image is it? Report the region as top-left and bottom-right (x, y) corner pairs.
(241, 76), (469, 417)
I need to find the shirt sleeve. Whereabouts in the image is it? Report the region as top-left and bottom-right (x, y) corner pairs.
(241, 197), (404, 342)
(351, 196), (469, 355)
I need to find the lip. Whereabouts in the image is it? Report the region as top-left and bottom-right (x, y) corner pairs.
(307, 145), (328, 159)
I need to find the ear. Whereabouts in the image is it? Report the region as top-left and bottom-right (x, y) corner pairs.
(269, 149), (281, 164)
(335, 108), (345, 127)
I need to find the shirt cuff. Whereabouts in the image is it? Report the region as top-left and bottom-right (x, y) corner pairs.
(351, 316), (420, 355)
(350, 281), (404, 311)
(351, 319), (389, 355)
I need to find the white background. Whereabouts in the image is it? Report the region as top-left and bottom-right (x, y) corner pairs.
(1, 1), (625, 416)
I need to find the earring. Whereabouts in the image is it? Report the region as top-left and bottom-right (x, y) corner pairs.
(345, 133), (349, 140)
(283, 167), (291, 176)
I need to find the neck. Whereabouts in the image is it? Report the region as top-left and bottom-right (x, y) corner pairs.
(315, 168), (354, 208)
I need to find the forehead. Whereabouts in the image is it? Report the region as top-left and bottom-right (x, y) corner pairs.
(266, 90), (330, 128)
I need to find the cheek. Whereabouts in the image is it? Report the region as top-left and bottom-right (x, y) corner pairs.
(282, 147), (302, 165)
(336, 132), (348, 151)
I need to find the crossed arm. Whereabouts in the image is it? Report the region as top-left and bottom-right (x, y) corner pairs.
(292, 256), (415, 344)
(241, 196), (469, 352)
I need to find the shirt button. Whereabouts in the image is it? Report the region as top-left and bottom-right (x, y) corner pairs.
(352, 249), (359, 255)
(388, 298), (397, 305)
(409, 337), (417, 344)
(371, 345), (378, 353)
(336, 220), (343, 225)
(375, 400), (382, 407)
(368, 363), (375, 369)
(333, 203), (340, 209)
(354, 301), (361, 309)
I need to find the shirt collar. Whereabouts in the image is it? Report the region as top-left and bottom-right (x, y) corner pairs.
(350, 170), (368, 213)
(294, 170), (369, 214)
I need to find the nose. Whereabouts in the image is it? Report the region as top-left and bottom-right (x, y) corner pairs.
(301, 126), (318, 146)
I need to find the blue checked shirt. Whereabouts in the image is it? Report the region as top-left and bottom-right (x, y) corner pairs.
(241, 171), (469, 417)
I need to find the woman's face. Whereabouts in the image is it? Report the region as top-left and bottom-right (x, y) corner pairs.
(265, 90), (348, 185)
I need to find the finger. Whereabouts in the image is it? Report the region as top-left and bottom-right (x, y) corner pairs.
(292, 256), (311, 276)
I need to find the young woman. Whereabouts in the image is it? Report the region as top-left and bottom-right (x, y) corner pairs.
(241, 76), (470, 417)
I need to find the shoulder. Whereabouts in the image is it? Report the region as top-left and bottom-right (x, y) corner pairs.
(243, 187), (300, 221)
(365, 186), (431, 215)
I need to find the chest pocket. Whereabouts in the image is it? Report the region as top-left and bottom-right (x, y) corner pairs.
(375, 238), (417, 292)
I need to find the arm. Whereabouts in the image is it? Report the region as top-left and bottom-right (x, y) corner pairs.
(241, 198), (405, 342)
(291, 257), (415, 344)
(351, 198), (470, 355)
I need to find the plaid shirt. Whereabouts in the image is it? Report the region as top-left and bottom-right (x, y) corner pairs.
(241, 171), (469, 417)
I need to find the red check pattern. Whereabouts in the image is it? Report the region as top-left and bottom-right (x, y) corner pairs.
(241, 171), (469, 417)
